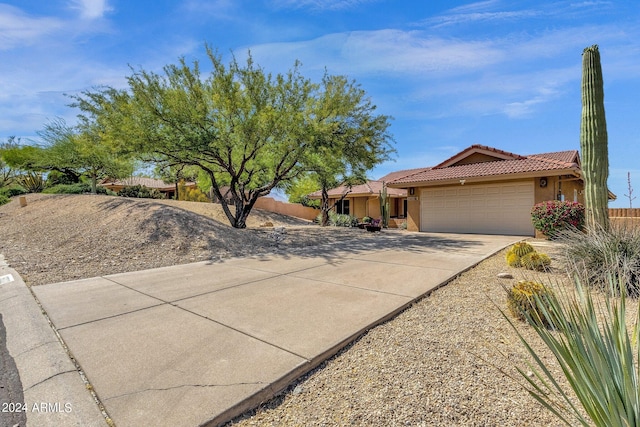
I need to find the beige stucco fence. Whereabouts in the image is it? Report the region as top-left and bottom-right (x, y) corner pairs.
(253, 197), (319, 221)
(609, 208), (640, 228)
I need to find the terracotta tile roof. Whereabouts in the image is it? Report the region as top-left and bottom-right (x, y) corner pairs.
(389, 147), (581, 186)
(378, 167), (431, 183)
(308, 180), (406, 199)
(432, 144), (525, 168)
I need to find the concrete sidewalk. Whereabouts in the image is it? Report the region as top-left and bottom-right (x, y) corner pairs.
(6, 232), (520, 426)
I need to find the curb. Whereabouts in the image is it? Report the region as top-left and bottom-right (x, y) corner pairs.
(0, 256), (107, 426)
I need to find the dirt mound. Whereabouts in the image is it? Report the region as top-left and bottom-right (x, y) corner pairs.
(0, 194), (312, 285)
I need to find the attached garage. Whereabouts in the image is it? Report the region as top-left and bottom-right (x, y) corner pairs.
(388, 144), (586, 236)
(420, 181), (534, 235)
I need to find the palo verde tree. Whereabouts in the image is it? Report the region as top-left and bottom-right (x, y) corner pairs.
(299, 73), (395, 226)
(580, 45), (610, 231)
(38, 119), (134, 194)
(73, 46), (394, 228)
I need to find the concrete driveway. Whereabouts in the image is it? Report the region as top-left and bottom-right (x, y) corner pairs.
(2, 232), (520, 426)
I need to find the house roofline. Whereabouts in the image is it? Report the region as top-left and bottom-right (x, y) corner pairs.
(387, 169), (581, 188)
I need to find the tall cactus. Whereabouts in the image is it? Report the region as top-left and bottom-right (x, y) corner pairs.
(379, 181), (390, 228)
(580, 45), (609, 231)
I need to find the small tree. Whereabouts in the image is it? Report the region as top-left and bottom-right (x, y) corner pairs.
(73, 47), (394, 228)
(580, 45), (610, 231)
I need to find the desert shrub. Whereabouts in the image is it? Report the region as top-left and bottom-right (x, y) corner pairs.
(118, 185), (165, 199)
(559, 224), (640, 296)
(43, 183), (112, 195)
(17, 172), (45, 193)
(362, 216), (372, 224)
(520, 252), (552, 271)
(0, 194), (8, 206)
(332, 213), (358, 227)
(178, 183), (209, 202)
(531, 200), (585, 238)
(316, 211), (358, 227)
(506, 276), (640, 427)
(0, 185), (28, 198)
(506, 280), (554, 327)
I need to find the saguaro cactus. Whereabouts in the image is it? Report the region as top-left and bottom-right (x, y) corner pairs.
(379, 181), (390, 228)
(580, 45), (609, 231)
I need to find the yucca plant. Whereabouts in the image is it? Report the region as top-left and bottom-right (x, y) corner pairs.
(18, 171), (45, 193)
(504, 276), (640, 426)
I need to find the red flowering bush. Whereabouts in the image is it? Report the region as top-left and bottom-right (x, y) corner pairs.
(531, 201), (585, 237)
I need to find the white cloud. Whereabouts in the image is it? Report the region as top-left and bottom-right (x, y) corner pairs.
(270, 0), (380, 11)
(0, 5), (64, 50)
(246, 29), (505, 77)
(69, 0), (113, 20)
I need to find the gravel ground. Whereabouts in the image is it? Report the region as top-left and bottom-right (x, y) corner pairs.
(228, 242), (575, 427)
(0, 193), (610, 426)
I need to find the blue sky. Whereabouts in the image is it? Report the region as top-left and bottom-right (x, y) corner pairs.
(1, 0), (639, 207)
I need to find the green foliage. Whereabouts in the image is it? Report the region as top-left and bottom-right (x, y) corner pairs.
(118, 185), (165, 199)
(531, 201), (585, 238)
(178, 182), (209, 202)
(520, 252), (552, 271)
(17, 172), (45, 193)
(315, 211), (358, 227)
(362, 216), (372, 224)
(46, 170), (80, 186)
(506, 280), (554, 327)
(506, 276), (640, 427)
(0, 194), (8, 206)
(0, 185), (28, 198)
(43, 183), (112, 195)
(559, 224), (640, 296)
(71, 45), (394, 228)
(581, 45), (610, 231)
(284, 175), (321, 206)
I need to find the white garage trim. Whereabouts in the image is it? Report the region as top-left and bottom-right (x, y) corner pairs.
(420, 181), (534, 235)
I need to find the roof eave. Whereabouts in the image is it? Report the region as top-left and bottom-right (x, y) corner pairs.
(387, 169), (581, 188)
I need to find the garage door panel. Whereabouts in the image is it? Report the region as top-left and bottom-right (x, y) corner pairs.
(420, 182), (534, 235)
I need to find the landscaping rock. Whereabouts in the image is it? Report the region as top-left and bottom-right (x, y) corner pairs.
(497, 272), (513, 279)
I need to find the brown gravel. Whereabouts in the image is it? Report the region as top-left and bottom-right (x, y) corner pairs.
(1, 193), (600, 426)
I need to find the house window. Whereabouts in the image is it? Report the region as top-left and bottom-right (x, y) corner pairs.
(336, 199), (350, 215)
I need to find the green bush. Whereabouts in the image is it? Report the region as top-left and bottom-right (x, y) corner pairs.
(559, 224), (640, 296)
(43, 183), (113, 195)
(118, 185), (165, 199)
(315, 211), (358, 227)
(0, 185), (28, 198)
(531, 200), (585, 238)
(362, 216), (372, 224)
(0, 194), (8, 206)
(506, 280), (554, 327)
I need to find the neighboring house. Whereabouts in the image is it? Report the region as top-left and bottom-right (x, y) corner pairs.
(101, 177), (197, 199)
(387, 144), (603, 236)
(307, 168), (426, 221)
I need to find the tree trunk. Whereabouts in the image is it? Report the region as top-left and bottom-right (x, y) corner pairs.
(580, 45), (609, 231)
(320, 186), (330, 226)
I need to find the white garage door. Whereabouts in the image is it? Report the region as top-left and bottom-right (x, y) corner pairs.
(420, 182), (534, 235)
